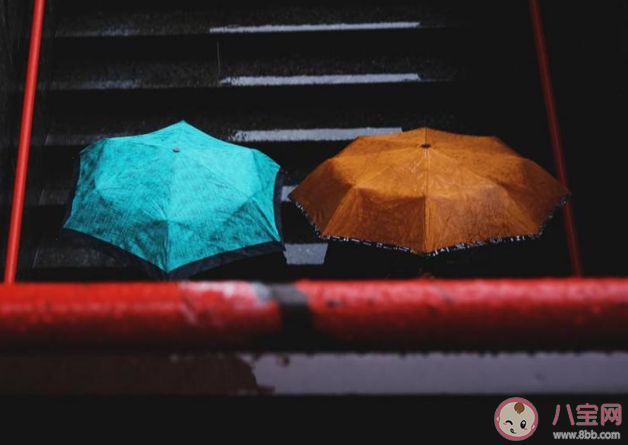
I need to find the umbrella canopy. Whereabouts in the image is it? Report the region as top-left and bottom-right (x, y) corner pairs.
(289, 127), (569, 255)
(63, 120), (284, 279)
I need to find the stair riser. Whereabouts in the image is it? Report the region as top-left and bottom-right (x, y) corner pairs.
(47, 82), (468, 114)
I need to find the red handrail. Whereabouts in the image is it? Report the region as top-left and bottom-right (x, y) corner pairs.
(528, 0), (583, 276)
(0, 279), (626, 349)
(3, 0), (47, 284)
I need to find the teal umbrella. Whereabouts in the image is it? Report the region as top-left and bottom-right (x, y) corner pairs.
(63, 120), (284, 279)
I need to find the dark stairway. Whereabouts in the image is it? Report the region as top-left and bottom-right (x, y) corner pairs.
(22, 0), (571, 282)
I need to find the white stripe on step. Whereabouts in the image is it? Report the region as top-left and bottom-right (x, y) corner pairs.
(232, 127), (402, 143)
(49, 127), (403, 147)
(210, 22), (421, 34)
(281, 186), (296, 202)
(221, 73), (420, 86)
(284, 243), (328, 266)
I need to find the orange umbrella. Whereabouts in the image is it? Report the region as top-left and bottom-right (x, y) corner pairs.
(289, 127), (570, 256)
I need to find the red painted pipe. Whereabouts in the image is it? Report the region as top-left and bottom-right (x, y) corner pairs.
(528, 0), (583, 276)
(0, 279), (626, 349)
(0, 282), (282, 348)
(4, 0), (47, 284)
(301, 278), (628, 348)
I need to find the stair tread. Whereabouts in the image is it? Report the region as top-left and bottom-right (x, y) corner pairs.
(33, 239), (327, 269)
(57, 5), (464, 38)
(51, 56), (464, 91)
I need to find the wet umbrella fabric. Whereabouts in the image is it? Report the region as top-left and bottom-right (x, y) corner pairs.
(63, 121), (284, 279)
(289, 127), (569, 256)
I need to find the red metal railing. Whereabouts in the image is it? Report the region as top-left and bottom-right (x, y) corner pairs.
(1, 279), (627, 349)
(528, 0), (582, 276)
(3, 0), (47, 284)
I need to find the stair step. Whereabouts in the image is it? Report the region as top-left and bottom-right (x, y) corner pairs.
(53, 2), (486, 61)
(32, 241), (328, 269)
(47, 83), (466, 116)
(27, 225), (572, 282)
(30, 233), (437, 281)
(56, 4), (465, 39)
(50, 56), (464, 91)
(28, 232), (447, 281)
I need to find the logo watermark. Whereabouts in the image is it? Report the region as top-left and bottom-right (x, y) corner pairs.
(495, 397), (539, 441)
(496, 399), (622, 441)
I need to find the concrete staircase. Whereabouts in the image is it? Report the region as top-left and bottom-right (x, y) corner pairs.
(22, 0), (571, 281)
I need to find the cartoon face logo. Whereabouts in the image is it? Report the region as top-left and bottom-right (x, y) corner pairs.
(495, 398), (538, 441)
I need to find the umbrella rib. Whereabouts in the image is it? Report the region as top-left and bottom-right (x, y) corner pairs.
(163, 127), (183, 269)
(318, 185), (357, 236)
(246, 183), (282, 239)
